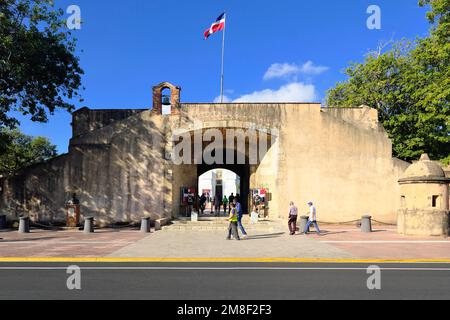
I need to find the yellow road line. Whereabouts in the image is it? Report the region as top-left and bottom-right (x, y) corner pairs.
(0, 257), (450, 263)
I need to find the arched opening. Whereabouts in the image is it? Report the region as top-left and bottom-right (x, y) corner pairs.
(171, 126), (277, 219)
(161, 87), (172, 115)
(198, 168), (241, 217)
(152, 82), (181, 115)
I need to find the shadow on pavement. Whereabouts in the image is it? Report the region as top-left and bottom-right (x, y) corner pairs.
(244, 232), (285, 240)
(0, 236), (59, 243)
(316, 231), (348, 236)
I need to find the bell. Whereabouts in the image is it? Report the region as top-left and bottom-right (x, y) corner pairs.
(162, 95), (171, 106)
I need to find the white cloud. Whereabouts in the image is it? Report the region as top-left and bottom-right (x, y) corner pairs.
(233, 82), (317, 103)
(263, 61), (329, 80)
(263, 63), (300, 80)
(300, 61), (329, 75)
(213, 95), (232, 103)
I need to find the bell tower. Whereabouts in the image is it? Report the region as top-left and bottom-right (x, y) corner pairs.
(152, 82), (181, 115)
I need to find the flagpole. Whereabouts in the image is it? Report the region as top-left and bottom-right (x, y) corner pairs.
(220, 13), (226, 103)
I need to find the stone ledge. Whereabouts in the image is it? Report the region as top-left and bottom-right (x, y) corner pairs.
(154, 217), (171, 231)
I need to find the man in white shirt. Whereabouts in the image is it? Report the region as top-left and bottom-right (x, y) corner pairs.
(303, 202), (321, 235)
(288, 201), (298, 235)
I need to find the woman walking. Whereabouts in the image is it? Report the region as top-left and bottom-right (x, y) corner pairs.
(226, 203), (240, 241)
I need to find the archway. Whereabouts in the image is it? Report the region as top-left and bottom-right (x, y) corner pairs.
(197, 165), (250, 216)
(198, 168), (242, 216)
(171, 127), (276, 218)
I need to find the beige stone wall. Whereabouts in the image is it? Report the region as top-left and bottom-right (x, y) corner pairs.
(171, 164), (198, 218)
(173, 103), (409, 223)
(0, 154), (70, 222)
(72, 108), (145, 137)
(69, 111), (171, 225)
(0, 110), (172, 226)
(250, 139), (281, 218)
(277, 104), (409, 223)
(398, 209), (449, 236)
(0, 102), (411, 225)
(400, 183), (449, 210)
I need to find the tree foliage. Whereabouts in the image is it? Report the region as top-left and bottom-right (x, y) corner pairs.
(0, 128), (57, 176)
(326, 0), (449, 163)
(0, 0), (83, 130)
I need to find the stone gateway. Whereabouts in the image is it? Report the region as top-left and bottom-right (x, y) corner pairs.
(0, 82), (448, 235)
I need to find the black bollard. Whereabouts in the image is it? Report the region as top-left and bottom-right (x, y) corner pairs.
(0, 215), (6, 229)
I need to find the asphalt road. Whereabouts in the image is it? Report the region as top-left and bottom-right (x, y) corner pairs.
(0, 263), (449, 300)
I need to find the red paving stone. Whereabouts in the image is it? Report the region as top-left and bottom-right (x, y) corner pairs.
(310, 225), (450, 259)
(0, 225), (449, 259)
(0, 228), (149, 258)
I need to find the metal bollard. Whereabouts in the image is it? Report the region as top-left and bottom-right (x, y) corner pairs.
(83, 217), (94, 233)
(18, 217), (30, 233)
(299, 216), (310, 233)
(140, 217), (151, 233)
(361, 215), (372, 233)
(0, 215), (6, 229)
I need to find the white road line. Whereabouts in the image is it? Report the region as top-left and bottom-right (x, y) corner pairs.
(0, 267), (450, 271)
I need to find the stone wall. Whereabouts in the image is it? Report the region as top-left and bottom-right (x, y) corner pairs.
(171, 103), (410, 223)
(72, 107), (146, 138)
(278, 104), (409, 223)
(68, 110), (170, 225)
(0, 154), (70, 222)
(1, 110), (171, 226)
(0, 102), (412, 225)
(398, 209), (449, 236)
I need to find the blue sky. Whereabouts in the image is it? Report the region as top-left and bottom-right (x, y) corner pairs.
(15, 0), (431, 153)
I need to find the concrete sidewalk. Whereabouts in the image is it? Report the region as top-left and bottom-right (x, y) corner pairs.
(0, 225), (449, 260)
(108, 229), (355, 259)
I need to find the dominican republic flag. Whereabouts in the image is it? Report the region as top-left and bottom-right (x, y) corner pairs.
(204, 13), (226, 39)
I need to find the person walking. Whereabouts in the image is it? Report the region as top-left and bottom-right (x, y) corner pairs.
(233, 197), (247, 238)
(228, 193), (235, 213)
(199, 193), (207, 215)
(288, 201), (298, 235)
(226, 203), (240, 240)
(222, 195), (229, 216)
(303, 202), (321, 235)
(214, 194), (221, 217)
(186, 193), (194, 217)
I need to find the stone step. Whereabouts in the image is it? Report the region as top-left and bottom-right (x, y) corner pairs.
(162, 220), (284, 232)
(162, 225), (284, 232)
(171, 221), (275, 226)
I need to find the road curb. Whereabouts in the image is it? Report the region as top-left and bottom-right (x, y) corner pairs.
(1, 257), (450, 263)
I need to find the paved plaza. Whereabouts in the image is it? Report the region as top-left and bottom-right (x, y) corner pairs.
(1, 222), (449, 261)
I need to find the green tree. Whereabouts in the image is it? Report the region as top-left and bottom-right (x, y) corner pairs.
(0, 0), (83, 141)
(0, 128), (57, 176)
(326, 0), (449, 163)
